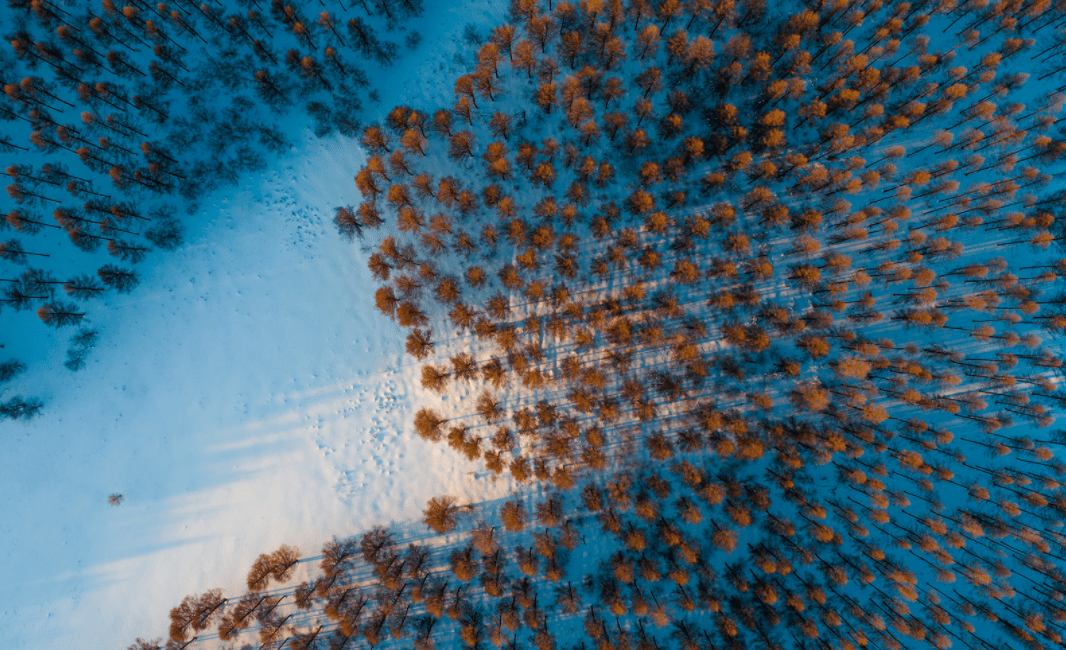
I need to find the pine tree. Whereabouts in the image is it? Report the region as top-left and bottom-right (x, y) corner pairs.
(168, 589), (225, 642)
(0, 395), (43, 420)
(450, 546), (478, 581)
(106, 239), (149, 263)
(406, 328), (434, 360)
(500, 499), (528, 532)
(333, 206), (363, 240)
(36, 301), (85, 328)
(97, 264), (139, 293)
(246, 544), (300, 591)
(0, 239), (51, 264)
(423, 495), (460, 533)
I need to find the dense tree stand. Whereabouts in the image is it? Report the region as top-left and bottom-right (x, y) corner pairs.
(141, 0), (1066, 648)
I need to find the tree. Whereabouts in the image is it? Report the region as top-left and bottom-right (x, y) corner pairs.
(0, 396), (43, 420)
(65, 328), (99, 371)
(319, 536), (359, 580)
(270, 546), (302, 581)
(406, 328), (434, 360)
(491, 24), (517, 61)
(359, 526), (396, 566)
(790, 381), (831, 412)
(421, 364), (450, 392)
(471, 521), (499, 554)
(402, 128), (428, 155)
(515, 546), (539, 576)
(218, 594), (268, 641)
(449, 131), (475, 159)
(168, 589), (225, 641)
(145, 218), (183, 251)
(334, 206), (364, 240)
(107, 239), (149, 264)
(397, 301), (428, 327)
(246, 545), (300, 591)
(0, 239), (49, 264)
(36, 302), (85, 328)
(500, 499), (528, 532)
(96, 265), (139, 293)
(289, 626), (324, 650)
(411, 404), (445, 441)
(258, 609), (293, 649)
(0, 359), (26, 385)
(253, 69), (291, 108)
(375, 286), (399, 316)
(6, 209), (60, 234)
(450, 546), (478, 581)
(424, 495), (460, 533)
(489, 112), (516, 140)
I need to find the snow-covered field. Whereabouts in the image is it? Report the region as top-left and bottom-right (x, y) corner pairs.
(0, 2), (511, 647)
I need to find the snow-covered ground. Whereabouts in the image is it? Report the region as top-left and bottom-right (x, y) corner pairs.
(0, 2), (511, 647)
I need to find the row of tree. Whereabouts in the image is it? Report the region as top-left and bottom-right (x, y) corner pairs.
(140, 482), (749, 650)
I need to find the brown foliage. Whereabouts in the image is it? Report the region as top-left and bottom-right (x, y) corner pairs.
(423, 495), (460, 533)
(168, 589), (225, 642)
(500, 499), (528, 532)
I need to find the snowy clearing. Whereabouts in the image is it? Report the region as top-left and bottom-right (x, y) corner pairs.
(0, 132), (508, 649)
(0, 2), (512, 647)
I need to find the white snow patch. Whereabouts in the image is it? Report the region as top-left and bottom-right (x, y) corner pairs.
(0, 134), (509, 650)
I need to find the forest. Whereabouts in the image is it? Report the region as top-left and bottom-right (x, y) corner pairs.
(32, 0), (1066, 647)
(0, 0), (424, 417)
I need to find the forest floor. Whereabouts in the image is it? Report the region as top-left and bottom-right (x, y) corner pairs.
(0, 1), (512, 648)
